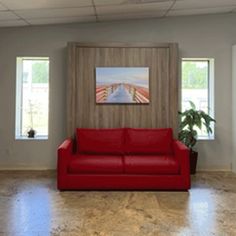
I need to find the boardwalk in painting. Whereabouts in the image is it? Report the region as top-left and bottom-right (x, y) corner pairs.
(107, 84), (133, 103)
(96, 83), (149, 103)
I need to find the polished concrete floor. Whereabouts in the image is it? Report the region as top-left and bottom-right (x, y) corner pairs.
(0, 171), (236, 236)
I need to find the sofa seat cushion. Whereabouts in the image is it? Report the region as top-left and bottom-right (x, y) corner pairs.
(125, 128), (173, 155)
(76, 128), (124, 155)
(68, 155), (124, 174)
(124, 155), (179, 174)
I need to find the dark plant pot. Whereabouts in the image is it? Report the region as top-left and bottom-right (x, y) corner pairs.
(27, 129), (35, 138)
(190, 150), (198, 175)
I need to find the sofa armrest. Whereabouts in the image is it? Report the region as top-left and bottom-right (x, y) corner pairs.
(57, 138), (73, 189)
(173, 140), (190, 187)
(58, 138), (73, 156)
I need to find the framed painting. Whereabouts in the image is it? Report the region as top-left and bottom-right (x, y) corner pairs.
(96, 67), (149, 104)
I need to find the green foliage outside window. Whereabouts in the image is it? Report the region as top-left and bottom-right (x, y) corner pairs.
(32, 61), (49, 83)
(182, 61), (208, 89)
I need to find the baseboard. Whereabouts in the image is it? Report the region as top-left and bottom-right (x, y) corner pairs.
(0, 167), (56, 171)
(0, 167), (232, 172)
(197, 168), (232, 172)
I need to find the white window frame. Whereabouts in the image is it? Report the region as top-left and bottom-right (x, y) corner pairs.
(181, 58), (215, 140)
(15, 57), (49, 140)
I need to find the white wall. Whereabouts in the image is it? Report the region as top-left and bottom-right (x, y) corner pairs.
(0, 13), (235, 170)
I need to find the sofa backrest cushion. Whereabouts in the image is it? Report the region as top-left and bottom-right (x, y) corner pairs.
(125, 128), (173, 154)
(76, 128), (124, 154)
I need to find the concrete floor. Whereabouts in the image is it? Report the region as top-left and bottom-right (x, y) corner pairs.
(0, 171), (236, 236)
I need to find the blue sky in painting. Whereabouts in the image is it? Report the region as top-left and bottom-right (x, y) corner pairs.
(96, 67), (149, 88)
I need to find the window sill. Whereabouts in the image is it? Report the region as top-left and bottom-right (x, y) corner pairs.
(15, 136), (48, 141)
(197, 135), (215, 141)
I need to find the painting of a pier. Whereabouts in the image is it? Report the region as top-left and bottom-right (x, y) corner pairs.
(96, 67), (149, 104)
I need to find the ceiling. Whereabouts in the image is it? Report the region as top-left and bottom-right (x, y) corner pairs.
(0, 0), (236, 27)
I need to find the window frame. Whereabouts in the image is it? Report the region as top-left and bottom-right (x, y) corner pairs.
(15, 57), (50, 140)
(181, 58), (215, 140)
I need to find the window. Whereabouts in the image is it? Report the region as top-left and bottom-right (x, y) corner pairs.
(15, 57), (49, 139)
(181, 58), (214, 139)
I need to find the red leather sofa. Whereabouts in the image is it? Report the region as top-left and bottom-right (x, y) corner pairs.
(57, 128), (190, 190)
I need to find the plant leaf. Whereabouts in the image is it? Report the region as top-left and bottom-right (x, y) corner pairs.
(189, 101), (196, 110)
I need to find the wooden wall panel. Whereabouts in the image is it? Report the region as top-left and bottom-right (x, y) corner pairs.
(67, 43), (178, 137)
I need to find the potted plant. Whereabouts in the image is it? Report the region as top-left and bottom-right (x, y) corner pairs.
(178, 101), (216, 174)
(27, 128), (36, 138)
(27, 99), (37, 138)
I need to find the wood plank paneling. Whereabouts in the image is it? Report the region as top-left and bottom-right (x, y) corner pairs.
(67, 43), (179, 137)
